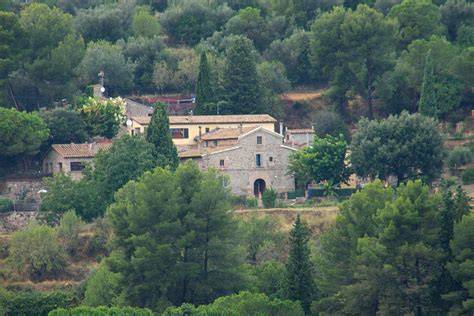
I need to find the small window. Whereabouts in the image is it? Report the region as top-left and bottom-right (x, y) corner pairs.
(257, 136), (262, 144)
(256, 154), (262, 167)
(220, 159), (225, 167)
(134, 128), (141, 135)
(213, 140), (218, 147)
(58, 162), (63, 172)
(205, 127), (210, 133)
(170, 128), (189, 139)
(269, 157), (273, 162)
(44, 164), (49, 173)
(70, 162), (85, 172)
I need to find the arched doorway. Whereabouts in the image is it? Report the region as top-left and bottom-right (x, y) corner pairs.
(253, 179), (266, 197)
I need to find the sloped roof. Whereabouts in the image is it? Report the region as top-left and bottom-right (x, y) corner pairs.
(200, 126), (256, 141)
(178, 146), (239, 158)
(51, 143), (112, 158)
(132, 114), (277, 126)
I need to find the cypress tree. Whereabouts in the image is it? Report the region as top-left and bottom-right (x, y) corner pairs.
(222, 36), (263, 114)
(145, 102), (179, 170)
(194, 52), (214, 115)
(285, 214), (315, 314)
(418, 50), (437, 117)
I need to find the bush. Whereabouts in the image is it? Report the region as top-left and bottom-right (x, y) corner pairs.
(246, 197), (258, 208)
(7, 223), (68, 281)
(262, 189), (277, 208)
(0, 196), (13, 213)
(0, 288), (78, 316)
(49, 306), (153, 315)
(83, 264), (122, 307)
(287, 189), (305, 199)
(447, 146), (472, 169)
(462, 168), (474, 185)
(57, 210), (84, 256)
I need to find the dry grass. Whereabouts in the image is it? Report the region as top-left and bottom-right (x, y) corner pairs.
(234, 207), (338, 239)
(282, 91), (324, 102)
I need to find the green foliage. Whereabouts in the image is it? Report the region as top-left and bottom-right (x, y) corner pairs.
(0, 196), (13, 213)
(389, 0), (444, 48)
(446, 213), (474, 314)
(245, 197), (258, 208)
(49, 306), (153, 316)
(225, 7), (269, 51)
(57, 210), (84, 256)
(447, 146), (472, 170)
(79, 97), (125, 139)
(222, 36), (263, 114)
(262, 188), (277, 209)
(106, 161), (246, 309)
(0, 11), (20, 104)
(41, 172), (102, 222)
(7, 222), (68, 281)
(85, 134), (158, 210)
(145, 102), (179, 170)
(41, 108), (89, 145)
(77, 41), (135, 96)
(285, 215), (314, 314)
(0, 288), (78, 316)
(194, 52), (215, 114)
(241, 215), (285, 263)
(462, 168), (474, 185)
(289, 134), (351, 187)
(83, 263), (123, 307)
(312, 110), (349, 141)
(163, 291), (304, 316)
(350, 111), (443, 183)
(418, 50), (437, 117)
(252, 260), (286, 299)
(0, 107), (49, 159)
(131, 7), (160, 38)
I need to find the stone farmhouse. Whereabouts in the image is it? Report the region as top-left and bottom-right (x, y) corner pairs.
(42, 142), (112, 180)
(179, 125), (296, 197)
(284, 128), (315, 149)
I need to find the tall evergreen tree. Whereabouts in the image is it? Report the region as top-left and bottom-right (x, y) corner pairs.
(418, 50), (437, 117)
(145, 102), (179, 170)
(222, 36), (263, 114)
(194, 52), (215, 115)
(285, 215), (315, 314)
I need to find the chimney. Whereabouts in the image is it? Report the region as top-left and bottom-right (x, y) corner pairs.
(198, 126), (202, 150)
(279, 121), (284, 136)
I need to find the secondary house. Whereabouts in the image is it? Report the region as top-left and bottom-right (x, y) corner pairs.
(43, 142), (112, 180)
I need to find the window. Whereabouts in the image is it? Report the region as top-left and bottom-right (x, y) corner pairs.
(220, 159), (225, 167)
(269, 157), (273, 162)
(44, 164), (49, 173)
(58, 162), (63, 172)
(205, 127), (210, 133)
(213, 140), (218, 147)
(170, 128), (189, 139)
(70, 162), (85, 172)
(257, 136), (262, 144)
(256, 154), (262, 167)
(133, 128), (141, 135)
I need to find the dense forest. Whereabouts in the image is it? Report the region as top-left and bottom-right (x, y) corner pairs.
(0, 0), (472, 119)
(0, 0), (473, 315)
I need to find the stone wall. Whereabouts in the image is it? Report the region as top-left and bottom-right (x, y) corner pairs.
(199, 129), (296, 196)
(0, 179), (46, 203)
(0, 211), (38, 233)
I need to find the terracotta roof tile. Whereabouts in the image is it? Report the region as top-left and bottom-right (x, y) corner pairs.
(132, 114), (277, 126)
(51, 143), (112, 158)
(199, 126), (256, 140)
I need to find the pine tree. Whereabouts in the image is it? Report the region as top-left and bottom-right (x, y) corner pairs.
(418, 50), (437, 117)
(222, 36), (263, 114)
(194, 52), (214, 115)
(285, 214), (315, 314)
(145, 102), (178, 170)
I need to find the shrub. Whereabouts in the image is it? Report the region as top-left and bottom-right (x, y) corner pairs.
(262, 189), (277, 208)
(246, 197), (258, 208)
(57, 210), (84, 256)
(0, 196), (13, 213)
(462, 168), (474, 185)
(83, 264), (122, 307)
(447, 146), (472, 169)
(49, 306), (153, 315)
(0, 288), (78, 316)
(7, 223), (68, 281)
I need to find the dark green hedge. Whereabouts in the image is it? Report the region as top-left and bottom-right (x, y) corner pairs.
(48, 306), (153, 316)
(0, 196), (13, 213)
